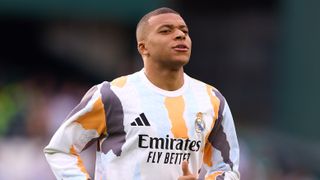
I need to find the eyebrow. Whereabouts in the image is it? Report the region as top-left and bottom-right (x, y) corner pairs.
(158, 24), (188, 30)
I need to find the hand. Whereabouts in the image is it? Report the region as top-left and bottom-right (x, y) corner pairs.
(177, 160), (197, 180)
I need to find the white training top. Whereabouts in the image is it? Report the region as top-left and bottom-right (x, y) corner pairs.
(44, 69), (240, 180)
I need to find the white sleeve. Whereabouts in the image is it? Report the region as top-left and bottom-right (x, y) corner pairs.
(44, 85), (106, 180)
(204, 98), (240, 180)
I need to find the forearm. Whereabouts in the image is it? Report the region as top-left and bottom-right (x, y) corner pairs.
(44, 148), (90, 180)
(44, 124), (94, 179)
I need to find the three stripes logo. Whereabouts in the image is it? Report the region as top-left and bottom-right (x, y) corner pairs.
(131, 113), (150, 126)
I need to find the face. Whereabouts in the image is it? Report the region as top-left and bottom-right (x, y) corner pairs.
(139, 13), (192, 69)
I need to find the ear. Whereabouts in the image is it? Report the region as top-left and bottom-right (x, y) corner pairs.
(137, 41), (149, 56)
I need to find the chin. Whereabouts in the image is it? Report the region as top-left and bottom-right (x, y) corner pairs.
(166, 58), (189, 70)
(175, 56), (190, 65)
(177, 59), (189, 65)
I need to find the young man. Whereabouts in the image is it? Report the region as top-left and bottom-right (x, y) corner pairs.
(44, 7), (240, 180)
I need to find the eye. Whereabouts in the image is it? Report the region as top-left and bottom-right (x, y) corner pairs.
(159, 29), (171, 34)
(182, 29), (189, 34)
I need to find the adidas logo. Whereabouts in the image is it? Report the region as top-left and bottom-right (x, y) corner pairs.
(131, 113), (150, 126)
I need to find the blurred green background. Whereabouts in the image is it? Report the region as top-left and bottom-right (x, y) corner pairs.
(0, 0), (319, 179)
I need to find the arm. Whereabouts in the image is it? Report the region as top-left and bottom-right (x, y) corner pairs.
(203, 94), (240, 180)
(44, 85), (106, 180)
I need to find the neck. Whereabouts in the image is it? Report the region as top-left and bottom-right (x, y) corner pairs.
(144, 63), (185, 91)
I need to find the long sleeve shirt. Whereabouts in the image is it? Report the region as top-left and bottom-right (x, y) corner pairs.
(44, 69), (240, 180)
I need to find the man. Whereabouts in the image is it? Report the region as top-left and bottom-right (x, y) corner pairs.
(44, 7), (240, 180)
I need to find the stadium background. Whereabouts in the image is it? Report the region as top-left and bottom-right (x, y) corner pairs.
(0, 0), (319, 179)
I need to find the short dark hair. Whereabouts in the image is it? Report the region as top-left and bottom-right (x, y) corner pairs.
(136, 7), (180, 42)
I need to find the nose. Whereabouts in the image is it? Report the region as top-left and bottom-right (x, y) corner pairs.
(174, 29), (186, 40)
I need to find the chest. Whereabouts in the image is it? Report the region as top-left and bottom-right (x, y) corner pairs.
(118, 92), (216, 141)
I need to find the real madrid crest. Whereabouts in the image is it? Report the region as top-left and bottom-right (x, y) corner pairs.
(195, 112), (205, 133)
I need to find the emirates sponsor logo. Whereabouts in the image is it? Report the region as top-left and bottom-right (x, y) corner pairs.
(138, 134), (201, 165)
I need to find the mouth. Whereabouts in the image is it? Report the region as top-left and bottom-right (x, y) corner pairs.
(172, 44), (189, 52)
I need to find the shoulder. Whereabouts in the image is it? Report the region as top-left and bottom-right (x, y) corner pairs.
(187, 75), (227, 109)
(110, 76), (128, 88)
(94, 71), (141, 97)
(88, 71), (137, 91)
(109, 71), (140, 88)
(187, 75), (224, 97)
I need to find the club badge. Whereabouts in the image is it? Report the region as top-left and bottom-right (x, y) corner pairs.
(195, 112), (205, 133)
